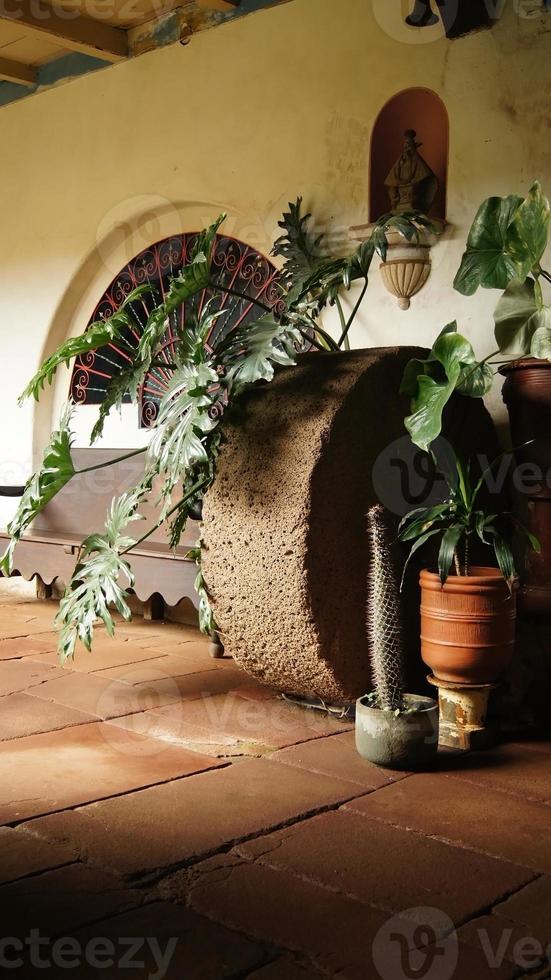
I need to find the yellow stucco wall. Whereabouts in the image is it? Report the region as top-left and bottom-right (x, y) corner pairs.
(0, 0), (550, 522)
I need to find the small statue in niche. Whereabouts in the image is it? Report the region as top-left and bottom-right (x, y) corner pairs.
(384, 129), (438, 215)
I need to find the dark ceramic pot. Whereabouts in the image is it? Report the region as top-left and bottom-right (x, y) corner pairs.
(501, 359), (551, 617)
(355, 693), (439, 770)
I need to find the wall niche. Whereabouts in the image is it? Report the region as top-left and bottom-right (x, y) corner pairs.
(369, 87), (448, 223)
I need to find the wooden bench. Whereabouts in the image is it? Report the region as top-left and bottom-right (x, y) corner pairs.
(0, 449), (222, 653)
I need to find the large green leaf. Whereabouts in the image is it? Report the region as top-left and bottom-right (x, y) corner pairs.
(402, 323), (492, 452)
(90, 360), (148, 444)
(138, 214), (226, 365)
(438, 525), (463, 584)
(221, 315), (301, 390)
(493, 278), (551, 356)
(56, 481), (150, 662)
(530, 312), (551, 359)
(272, 198), (325, 293)
(0, 405), (76, 575)
(147, 362), (220, 506)
(512, 181), (550, 271)
(19, 286), (153, 403)
(400, 526), (443, 590)
(454, 194), (530, 295)
(487, 530), (516, 587)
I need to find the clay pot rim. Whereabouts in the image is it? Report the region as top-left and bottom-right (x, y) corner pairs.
(356, 693), (437, 715)
(420, 566), (518, 588)
(500, 357), (551, 376)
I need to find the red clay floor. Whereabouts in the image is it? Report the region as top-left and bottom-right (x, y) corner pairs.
(0, 583), (550, 979)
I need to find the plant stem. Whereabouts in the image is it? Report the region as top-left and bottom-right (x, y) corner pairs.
(335, 297), (350, 351)
(151, 360), (177, 370)
(299, 329), (326, 352)
(75, 447), (147, 475)
(337, 277), (368, 349)
(453, 551), (461, 576)
(120, 477), (208, 556)
(208, 281), (272, 313)
(539, 268), (551, 284)
(464, 535), (469, 577)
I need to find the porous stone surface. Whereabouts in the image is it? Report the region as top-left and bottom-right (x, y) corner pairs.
(202, 349), (499, 700)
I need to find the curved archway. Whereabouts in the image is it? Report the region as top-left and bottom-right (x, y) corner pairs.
(34, 200), (277, 459)
(369, 88), (449, 222)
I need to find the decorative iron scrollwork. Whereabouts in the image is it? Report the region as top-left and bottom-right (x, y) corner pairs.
(70, 234), (282, 428)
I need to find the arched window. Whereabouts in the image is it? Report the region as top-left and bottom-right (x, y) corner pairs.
(70, 234), (283, 427)
(369, 88), (449, 223)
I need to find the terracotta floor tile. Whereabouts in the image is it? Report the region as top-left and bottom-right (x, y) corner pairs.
(93, 666), (251, 713)
(420, 937), (520, 980)
(118, 621), (202, 643)
(27, 669), (190, 720)
(0, 658), (67, 695)
(505, 738), (551, 755)
(35, 640), (169, 673)
(493, 876), (551, 941)
(124, 628), (209, 649)
(0, 691), (95, 741)
(103, 708), (266, 757)
(459, 913), (550, 971)
(22, 759), (358, 877)
(71, 901), (265, 980)
(0, 601), (63, 637)
(272, 732), (404, 789)
(445, 743), (551, 803)
(99, 653), (225, 683)
(109, 691), (351, 755)
(0, 721), (223, 823)
(0, 634), (59, 660)
(171, 853), (407, 979)
(247, 956), (324, 978)
(0, 825), (76, 885)
(0, 863), (143, 938)
(343, 772), (551, 873)
(236, 810), (534, 924)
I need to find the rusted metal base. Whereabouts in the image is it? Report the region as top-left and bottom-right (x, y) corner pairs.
(427, 675), (499, 751)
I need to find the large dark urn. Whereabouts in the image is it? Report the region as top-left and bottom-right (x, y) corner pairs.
(501, 359), (551, 617)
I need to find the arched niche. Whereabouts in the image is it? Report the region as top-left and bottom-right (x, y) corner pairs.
(369, 88), (448, 222)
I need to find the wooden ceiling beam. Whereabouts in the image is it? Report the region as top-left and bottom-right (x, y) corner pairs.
(0, 55), (37, 86)
(0, 1), (128, 62)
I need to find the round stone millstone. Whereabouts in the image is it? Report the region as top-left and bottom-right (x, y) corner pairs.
(201, 349), (499, 703)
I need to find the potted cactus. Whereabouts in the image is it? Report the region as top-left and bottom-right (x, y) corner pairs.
(355, 505), (439, 769)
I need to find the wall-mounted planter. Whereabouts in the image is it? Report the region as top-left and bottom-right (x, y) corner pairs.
(350, 223), (444, 310)
(201, 349), (500, 703)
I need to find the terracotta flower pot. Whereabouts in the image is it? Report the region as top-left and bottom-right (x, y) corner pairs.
(420, 567), (518, 685)
(501, 358), (551, 617)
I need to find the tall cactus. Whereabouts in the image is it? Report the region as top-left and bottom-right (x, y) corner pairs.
(367, 504), (405, 712)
